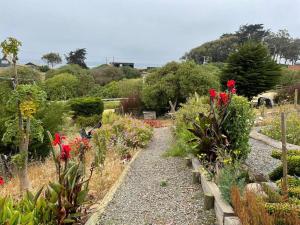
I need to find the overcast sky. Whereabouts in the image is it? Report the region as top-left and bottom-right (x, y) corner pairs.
(1, 0), (300, 68)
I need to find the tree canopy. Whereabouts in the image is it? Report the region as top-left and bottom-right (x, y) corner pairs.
(65, 48), (88, 69)
(221, 42), (281, 99)
(41, 52), (62, 68)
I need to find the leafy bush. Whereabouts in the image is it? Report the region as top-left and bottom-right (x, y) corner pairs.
(218, 163), (246, 203)
(91, 65), (125, 85)
(279, 68), (300, 86)
(104, 101), (120, 110)
(69, 97), (104, 117)
(262, 113), (300, 145)
(223, 95), (255, 159)
(89, 78), (142, 98)
(271, 149), (300, 159)
(93, 115), (153, 159)
(142, 61), (220, 113)
(120, 66), (141, 79)
(169, 94), (210, 157)
(76, 115), (101, 127)
(45, 64), (88, 79)
(38, 65), (50, 72)
(0, 66), (43, 83)
(269, 155), (300, 180)
(44, 73), (80, 100)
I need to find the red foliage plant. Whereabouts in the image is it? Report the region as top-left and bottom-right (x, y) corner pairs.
(143, 120), (164, 128)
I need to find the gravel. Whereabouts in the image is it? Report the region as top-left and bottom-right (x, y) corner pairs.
(246, 138), (281, 176)
(97, 127), (215, 225)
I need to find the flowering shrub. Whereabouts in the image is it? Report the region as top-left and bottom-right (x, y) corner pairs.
(93, 115), (153, 159)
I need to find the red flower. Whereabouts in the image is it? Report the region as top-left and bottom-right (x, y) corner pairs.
(219, 92), (229, 106)
(231, 88), (237, 94)
(209, 89), (217, 100)
(52, 133), (65, 146)
(227, 80), (235, 89)
(0, 177), (5, 186)
(60, 144), (72, 161)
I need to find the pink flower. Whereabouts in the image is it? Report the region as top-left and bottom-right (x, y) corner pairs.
(231, 88), (237, 94)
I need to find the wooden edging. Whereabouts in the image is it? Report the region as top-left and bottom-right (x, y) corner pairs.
(188, 155), (241, 225)
(85, 149), (142, 225)
(250, 127), (300, 150)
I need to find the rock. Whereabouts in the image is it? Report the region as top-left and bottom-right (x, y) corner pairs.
(245, 183), (267, 198)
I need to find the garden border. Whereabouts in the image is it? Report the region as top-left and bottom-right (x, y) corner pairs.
(85, 149), (142, 225)
(250, 127), (300, 150)
(187, 155), (241, 225)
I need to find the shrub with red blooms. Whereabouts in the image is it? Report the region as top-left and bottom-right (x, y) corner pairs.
(188, 80), (237, 173)
(47, 132), (96, 224)
(0, 176), (5, 186)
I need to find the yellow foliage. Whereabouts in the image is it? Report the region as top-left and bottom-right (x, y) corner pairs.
(20, 100), (37, 118)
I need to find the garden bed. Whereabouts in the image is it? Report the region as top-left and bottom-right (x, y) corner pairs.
(187, 156), (241, 225)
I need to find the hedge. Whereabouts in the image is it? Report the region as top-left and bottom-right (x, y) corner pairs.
(69, 97), (104, 117)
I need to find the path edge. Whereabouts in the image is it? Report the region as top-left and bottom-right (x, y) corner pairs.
(85, 149), (142, 225)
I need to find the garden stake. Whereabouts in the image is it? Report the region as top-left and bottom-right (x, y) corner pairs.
(294, 88), (298, 109)
(280, 112), (288, 201)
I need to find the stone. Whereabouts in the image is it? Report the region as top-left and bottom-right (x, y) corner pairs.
(224, 216), (241, 225)
(245, 183), (267, 198)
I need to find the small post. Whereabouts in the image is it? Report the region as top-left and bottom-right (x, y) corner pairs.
(281, 112), (288, 201)
(294, 89), (298, 109)
(204, 193), (214, 210)
(185, 157), (192, 167)
(192, 170), (199, 184)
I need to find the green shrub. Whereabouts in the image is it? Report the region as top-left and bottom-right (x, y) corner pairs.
(171, 95), (210, 157)
(0, 66), (43, 83)
(91, 65), (125, 85)
(120, 66), (141, 79)
(262, 113), (300, 145)
(89, 78), (142, 98)
(218, 163), (246, 203)
(264, 202), (300, 215)
(223, 95), (255, 159)
(104, 101), (120, 109)
(44, 73), (80, 100)
(269, 155), (300, 180)
(142, 61), (220, 113)
(271, 149), (300, 159)
(76, 115), (101, 127)
(69, 97), (104, 117)
(45, 64), (88, 79)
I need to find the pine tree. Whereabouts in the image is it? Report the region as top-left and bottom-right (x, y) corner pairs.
(221, 42), (281, 99)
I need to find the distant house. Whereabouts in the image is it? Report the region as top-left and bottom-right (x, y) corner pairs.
(288, 64), (300, 71)
(0, 58), (10, 67)
(110, 62), (134, 68)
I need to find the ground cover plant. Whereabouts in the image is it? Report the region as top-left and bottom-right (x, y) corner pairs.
(261, 112), (300, 145)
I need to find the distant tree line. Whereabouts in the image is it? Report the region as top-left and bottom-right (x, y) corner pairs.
(183, 24), (300, 65)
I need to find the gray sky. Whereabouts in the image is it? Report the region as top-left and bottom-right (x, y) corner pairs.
(1, 0), (300, 68)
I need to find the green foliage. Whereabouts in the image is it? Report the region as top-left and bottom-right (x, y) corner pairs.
(41, 52), (62, 68)
(91, 65), (125, 85)
(38, 65), (50, 72)
(269, 155), (300, 180)
(65, 48), (88, 69)
(218, 163), (246, 203)
(142, 61), (220, 113)
(69, 97), (104, 117)
(262, 113), (300, 145)
(1, 37), (22, 60)
(45, 64), (89, 79)
(0, 66), (43, 83)
(170, 95), (210, 157)
(44, 73), (79, 100)
(104, 101), (120, 109)
(93, 115), (153, 159)
(0, 189), (56, 225)
(221, 42), (281, 99)
(223, 95), (255, 159)
(76, 115), (101, 127)
(120, 66), (141, 79)
(279, 68), (300, 86)
(271, 149), (300, 159)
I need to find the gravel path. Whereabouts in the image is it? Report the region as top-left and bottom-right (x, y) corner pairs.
(246, 138), (281, 176)
(97, 127), (215, 225)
